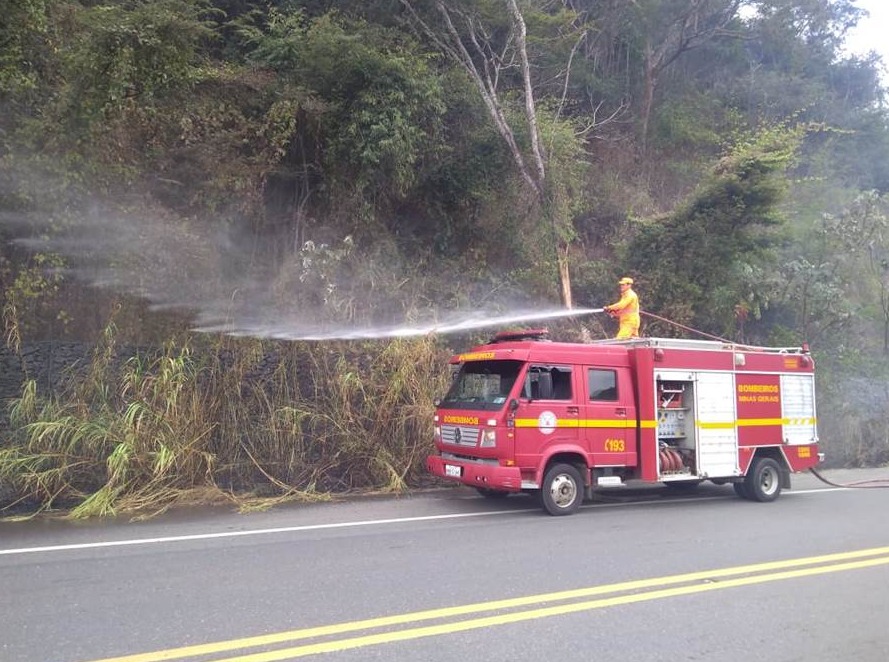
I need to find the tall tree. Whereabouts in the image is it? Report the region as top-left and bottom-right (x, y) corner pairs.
(625, 123), (802, 337)
(399, 0), (595, 308)
(627, 0), (743, 151)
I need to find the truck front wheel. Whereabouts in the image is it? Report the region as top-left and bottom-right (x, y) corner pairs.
(743, 457), (783, 502)
(540, 463), (584, 516)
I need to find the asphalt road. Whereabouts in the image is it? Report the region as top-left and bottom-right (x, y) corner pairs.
(1, 468), (888, 662)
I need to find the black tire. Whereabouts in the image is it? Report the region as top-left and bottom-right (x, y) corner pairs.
(476, 487), (510, 499)
(743, 457), (783, 502)
(540, 463), (584, 516)
(732, 481), (750, 499)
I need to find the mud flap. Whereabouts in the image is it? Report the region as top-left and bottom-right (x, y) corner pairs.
(780, 468), (791, 490)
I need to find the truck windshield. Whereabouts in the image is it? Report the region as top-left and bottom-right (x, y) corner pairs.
(439, 360), (523, 411)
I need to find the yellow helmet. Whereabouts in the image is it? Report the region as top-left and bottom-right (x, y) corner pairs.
(618, 277), (634, 285)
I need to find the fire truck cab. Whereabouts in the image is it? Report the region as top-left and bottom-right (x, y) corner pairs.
(427, 330), (820, 515)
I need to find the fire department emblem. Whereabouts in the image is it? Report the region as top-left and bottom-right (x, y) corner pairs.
(538, 411), (558, 435)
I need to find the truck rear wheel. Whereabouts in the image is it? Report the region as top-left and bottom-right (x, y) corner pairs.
(743, 457), (783, 502)
(540, 463), (583, 516)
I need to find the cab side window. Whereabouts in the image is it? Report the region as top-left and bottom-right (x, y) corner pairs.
(524, 365), (573, 400)
(589, 369), (617, 401)
(551, 367), (573, 400)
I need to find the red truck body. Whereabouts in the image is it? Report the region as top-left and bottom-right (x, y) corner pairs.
(426, 331), (820, 515)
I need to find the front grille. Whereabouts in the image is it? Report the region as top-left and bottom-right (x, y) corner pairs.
(442, 425), (480, 447)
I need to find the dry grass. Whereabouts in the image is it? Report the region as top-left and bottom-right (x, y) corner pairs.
(0, 323), (451, 518)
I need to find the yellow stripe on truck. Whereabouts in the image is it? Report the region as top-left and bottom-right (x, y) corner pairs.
(697, 418), (818, 429)
(513, 419), (643, 429)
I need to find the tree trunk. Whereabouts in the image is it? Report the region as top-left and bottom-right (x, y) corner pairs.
(558, 243), (573, 309)
(402, 0), (576, 307)
(507, 0), (572, 307)
(641, 43), (657, 153)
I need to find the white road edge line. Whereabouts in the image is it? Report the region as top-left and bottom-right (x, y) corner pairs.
(0, 487), (849, 557)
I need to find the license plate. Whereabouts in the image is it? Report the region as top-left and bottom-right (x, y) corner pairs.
(444, 464), (462, 478)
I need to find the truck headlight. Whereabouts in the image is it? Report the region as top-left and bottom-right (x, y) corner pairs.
(479, 429), (496, 448)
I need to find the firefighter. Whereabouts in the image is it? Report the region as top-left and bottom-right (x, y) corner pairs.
(604, 276), (640, 339)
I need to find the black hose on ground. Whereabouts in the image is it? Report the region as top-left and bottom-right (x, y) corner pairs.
(809, 467), (889, 488)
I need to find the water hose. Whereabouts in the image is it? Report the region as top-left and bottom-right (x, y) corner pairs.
(808, 467), (889, 489)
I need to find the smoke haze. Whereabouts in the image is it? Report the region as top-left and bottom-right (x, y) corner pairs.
(2, 176), (597, 340)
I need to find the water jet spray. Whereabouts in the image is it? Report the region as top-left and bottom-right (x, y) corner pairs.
(195, 308), (605, 341)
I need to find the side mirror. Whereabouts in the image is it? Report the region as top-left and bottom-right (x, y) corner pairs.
(509, 398), (519, 412)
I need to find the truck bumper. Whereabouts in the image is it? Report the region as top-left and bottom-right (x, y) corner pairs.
(426, 455), (523, 492)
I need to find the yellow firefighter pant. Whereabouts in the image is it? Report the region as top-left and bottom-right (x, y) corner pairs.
(616, 314), (640, 339)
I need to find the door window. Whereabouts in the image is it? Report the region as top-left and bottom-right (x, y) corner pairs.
(588, 369), (618, 401)
(524, 365), (573, 400)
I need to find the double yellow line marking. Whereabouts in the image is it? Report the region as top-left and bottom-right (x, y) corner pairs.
(91, 546), (889, 662)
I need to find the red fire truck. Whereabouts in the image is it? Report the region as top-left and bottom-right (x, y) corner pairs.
(427, 330), (821, 515)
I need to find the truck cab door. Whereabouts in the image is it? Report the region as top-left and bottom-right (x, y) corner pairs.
(512, 365), (579, 471)
(582, 367), (636, 466)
